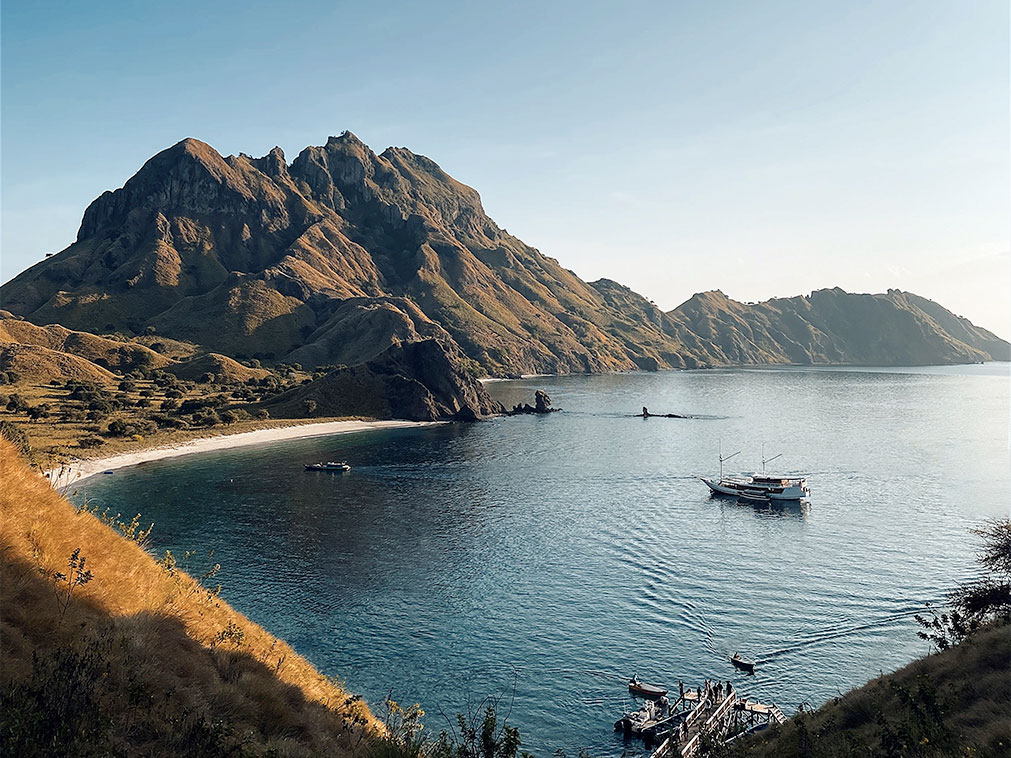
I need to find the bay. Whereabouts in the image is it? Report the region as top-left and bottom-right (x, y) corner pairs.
(75, 363), (1010, 756)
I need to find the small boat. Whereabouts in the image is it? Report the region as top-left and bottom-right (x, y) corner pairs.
(731, 653), (756, 673)
(628, 674), (668, 699)
(304, 461), (351, 472)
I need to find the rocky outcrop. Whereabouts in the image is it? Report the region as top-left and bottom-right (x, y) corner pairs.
(266, 339), (503, 421)
(506, 390), (560, 415)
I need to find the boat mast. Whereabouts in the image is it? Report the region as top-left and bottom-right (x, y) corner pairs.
(719, 440), (741, 479)
(761, 444), (783, 474)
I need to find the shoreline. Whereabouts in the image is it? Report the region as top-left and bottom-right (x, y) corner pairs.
(46, 419), (439, 489)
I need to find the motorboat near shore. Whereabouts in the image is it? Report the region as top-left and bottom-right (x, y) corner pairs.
(304, 461), (351, 472)
(702, 445), (810, 502)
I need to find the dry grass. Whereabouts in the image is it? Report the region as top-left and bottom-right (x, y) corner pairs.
(0, 439), (381, 756)
(728, 623), (1011, 758)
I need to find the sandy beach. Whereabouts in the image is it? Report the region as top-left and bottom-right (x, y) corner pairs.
(46, 419), (437, 489)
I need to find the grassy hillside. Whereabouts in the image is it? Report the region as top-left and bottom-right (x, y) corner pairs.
(719, 623), (1009, 757)
(0, 439), (379, 756)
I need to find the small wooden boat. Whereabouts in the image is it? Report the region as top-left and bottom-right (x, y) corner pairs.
(628, 675), (668, 699)
(731, 653), (756, 673)
(304, 461), (351, 472)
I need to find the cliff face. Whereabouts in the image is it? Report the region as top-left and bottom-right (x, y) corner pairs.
(2, 134), (1007, 373)
(266, 339), (504, 421)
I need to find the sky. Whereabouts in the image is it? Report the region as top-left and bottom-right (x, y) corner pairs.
(2, 0), (1008, 338)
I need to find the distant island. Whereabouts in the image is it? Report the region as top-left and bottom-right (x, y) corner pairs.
(1, 132), (1006, 387)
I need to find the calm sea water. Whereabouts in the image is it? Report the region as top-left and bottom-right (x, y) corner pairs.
(75, 364), (1010, 756)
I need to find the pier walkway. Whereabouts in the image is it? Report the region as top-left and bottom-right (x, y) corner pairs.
(647, 681), (787, 758)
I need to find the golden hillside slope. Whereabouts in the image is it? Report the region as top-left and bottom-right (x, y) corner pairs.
(0, 440), (379, 756)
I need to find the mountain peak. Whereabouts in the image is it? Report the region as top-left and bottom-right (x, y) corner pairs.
(325, 131), (365, 149)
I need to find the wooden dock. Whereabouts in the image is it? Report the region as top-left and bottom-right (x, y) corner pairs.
(641, 681), (787, 758)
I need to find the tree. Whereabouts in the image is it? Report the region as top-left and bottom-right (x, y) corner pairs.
(916, 518), (1011, 650)
(302, 399), (318, 417)
(106, 419), (132, 437)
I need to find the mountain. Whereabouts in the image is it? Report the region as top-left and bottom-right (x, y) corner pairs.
(2, 134), (1007, 373)
(665, 288), (1010, 366)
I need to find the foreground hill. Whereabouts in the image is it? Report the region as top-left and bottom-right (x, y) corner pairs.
(3, 134), (1006, 374)
(0, 439), (379, 756)
(721, 625), (1010, 758)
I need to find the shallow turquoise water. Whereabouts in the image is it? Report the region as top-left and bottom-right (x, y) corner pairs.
(75, 363), (1010, 756)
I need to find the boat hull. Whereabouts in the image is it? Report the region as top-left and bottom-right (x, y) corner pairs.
(701, 477), (808, 501)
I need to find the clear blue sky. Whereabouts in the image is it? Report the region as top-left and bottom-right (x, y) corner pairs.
(3, 0), (1008, 337)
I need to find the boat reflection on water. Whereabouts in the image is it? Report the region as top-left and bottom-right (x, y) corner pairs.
(715, 494), (810, 520)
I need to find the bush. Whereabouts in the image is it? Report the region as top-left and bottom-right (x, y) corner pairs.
(6, 394), (28, 412)
(26, 404), (52, 422)
(0, 420), (31, 457)
(106, 419), (132, 437)
(78, 436), (106, 448)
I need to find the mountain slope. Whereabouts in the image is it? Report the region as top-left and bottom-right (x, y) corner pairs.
(2, 134), (1007, 372)
(729, 622), (1010, 757)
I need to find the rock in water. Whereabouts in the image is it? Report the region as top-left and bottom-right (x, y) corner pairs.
(507, 390), (560, 415)
(534, 390), (552, 413)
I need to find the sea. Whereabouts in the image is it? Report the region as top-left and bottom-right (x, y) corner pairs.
(74, 362), (1011, 756)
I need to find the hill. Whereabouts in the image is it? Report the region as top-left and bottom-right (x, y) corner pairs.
(0, 343), (115, 384)
(0, 439), (379, 756)
(0, 311), (169, 374)
(665, 288), (1009, 366)
(718, 625), (1010, 758)
(267, 339), (503, 421)
(163, 352), (271, 383)
(3, 134), (1005, 374)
